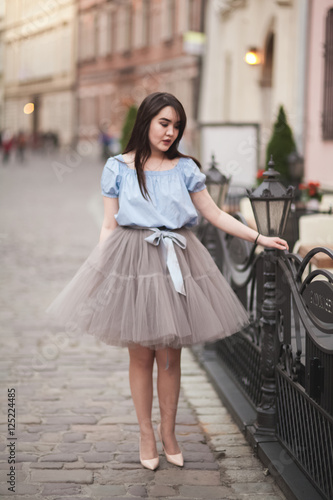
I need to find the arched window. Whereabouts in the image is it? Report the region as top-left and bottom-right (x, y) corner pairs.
(262, 32), (274, 87)
(323, 8), (333, 140)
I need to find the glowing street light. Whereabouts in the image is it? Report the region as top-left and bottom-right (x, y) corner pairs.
(23, 103), (34, 114)
(245, 48), (261, 65)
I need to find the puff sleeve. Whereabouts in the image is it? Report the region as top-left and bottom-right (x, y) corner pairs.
(101, 157), (121, 198)
(182, 158), (207, 193)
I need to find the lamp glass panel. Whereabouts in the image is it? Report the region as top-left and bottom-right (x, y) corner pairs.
(208, 184), (222, 205)
(251, 200), (269, 235)
(280, 199), (292, 234)
(221, 183), (229, 207)
(268, 200), (286, 236)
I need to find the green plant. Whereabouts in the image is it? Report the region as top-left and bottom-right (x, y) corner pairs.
(120, 105), (138, 152)
(265, 106), (296, 185)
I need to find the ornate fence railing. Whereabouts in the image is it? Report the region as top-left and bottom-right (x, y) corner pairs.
(198, 217), (333, 500)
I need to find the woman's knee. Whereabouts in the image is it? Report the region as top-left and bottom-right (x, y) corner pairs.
(156, 348), (181, 372)
(128, 345), (155, 369)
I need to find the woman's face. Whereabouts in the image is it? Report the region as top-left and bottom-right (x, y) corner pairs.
(148, 106), (180, 154)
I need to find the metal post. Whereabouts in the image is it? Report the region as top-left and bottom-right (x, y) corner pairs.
(255, 247), (277, 434)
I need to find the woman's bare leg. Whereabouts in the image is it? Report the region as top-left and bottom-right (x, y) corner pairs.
(128, 345), (158, 459)
(156, 347), (182, 454)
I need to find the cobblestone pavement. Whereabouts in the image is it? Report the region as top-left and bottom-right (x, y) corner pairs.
(0, 151), (286, 499)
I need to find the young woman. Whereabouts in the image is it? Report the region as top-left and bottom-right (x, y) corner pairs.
(46, 92), (288, 471)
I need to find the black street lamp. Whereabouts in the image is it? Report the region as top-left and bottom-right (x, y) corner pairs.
(196, 155), (231, 257)
(206, 154), (231, 209)
(247, 156), (294, 434)
(247, 156), (294, 236)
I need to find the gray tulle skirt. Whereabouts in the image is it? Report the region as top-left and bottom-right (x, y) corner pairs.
(45, 225), (250, 350)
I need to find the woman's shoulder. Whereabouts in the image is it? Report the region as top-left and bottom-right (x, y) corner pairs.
(178, 155), (202, 172)
(120, 152), (135, 169)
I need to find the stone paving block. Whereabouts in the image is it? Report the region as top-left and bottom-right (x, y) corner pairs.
(72, 405), (107, 414)
(178, 484), (232, 498)
(63, 461), (88, 469)
(62, 432), (86, 442)
(94, 442), (117, 453)
(195, 406), (228, 415)
(183, 461), (219, 470)
(81, 452), (114, 463)
(71, 424), (119, 432)
(58, 443), (92, 453)
(154, 469), (221, 485)
(202, 423), (244, 435)
(97, 469), (156, 484)
(26, 424), (70, 433)
(176, 433), (204, 443)
(98, 415), (138, 425)
(210, 434), (249, 447)
(15, 453), (39, 462)
(181, 442), (211, 452)
(182, 452), (216, 463)
(46, 415), (97, 425)
(220, 445), (255, 458)
(14, 432), (41, 442)
(87, 484), (127, 496)
(117, 442), (139, 452)
(197, 414), (237, 425)
(186, 397), (223, 407)
(149, 484), (177, 497)
(220, 456), (262, 469)
(42, 482), (82, 495)
(30, 462), (64, 469)
(224, 468), (269, 483)
(39, 453), (78, 462)
(127, 484), (148, 497)
(30, 469), (93, 483)
(231, 481), (278, 494)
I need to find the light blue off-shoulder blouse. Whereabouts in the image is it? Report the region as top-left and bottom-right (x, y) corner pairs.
(101, 154), (206, 229)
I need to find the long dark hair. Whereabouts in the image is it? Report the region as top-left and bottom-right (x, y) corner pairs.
(122, 92), (201, 201)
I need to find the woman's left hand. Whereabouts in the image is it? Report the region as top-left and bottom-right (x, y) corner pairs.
(258, 235), (289, 251)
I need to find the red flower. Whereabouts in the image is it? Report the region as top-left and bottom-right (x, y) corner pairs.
(298, 180), (322, 201)
(257, 169), (265, 179)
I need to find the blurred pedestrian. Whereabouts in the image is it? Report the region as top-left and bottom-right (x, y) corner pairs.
(100, 127), (112, 161)
(46, 92), (289, 470)
(2, 130), (14, 164)
(16, 130), (27, 163)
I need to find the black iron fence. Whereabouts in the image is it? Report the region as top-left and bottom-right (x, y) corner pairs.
(198, 217), (333, 500)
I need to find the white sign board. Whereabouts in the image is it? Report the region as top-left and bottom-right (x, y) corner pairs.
(200, 124), (259, 188)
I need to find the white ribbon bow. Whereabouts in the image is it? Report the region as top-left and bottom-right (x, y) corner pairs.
(144, 228), (187, 296)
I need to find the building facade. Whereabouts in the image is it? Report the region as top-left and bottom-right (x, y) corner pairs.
(3, 0), (77, 146)
(304, 0), (333, 187)
(77, 0), (204, 156)
(199, 0), (307, 173)
(0, 1), (5, 131)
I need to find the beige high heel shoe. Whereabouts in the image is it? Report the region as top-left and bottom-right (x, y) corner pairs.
(157, 423), (184, 467)
(139, 436), (159, 470)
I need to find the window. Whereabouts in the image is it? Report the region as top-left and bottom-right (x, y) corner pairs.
(323, 8), (333, 140)
(124, 3), (133, 52)
(109, 9), (117, 54)
(166, 0), (175, 40)
(188, 0), (196, 31)
(142, 0), (150, 47)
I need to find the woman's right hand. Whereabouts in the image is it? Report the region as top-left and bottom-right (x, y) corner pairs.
(258, 235), (289, 251)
